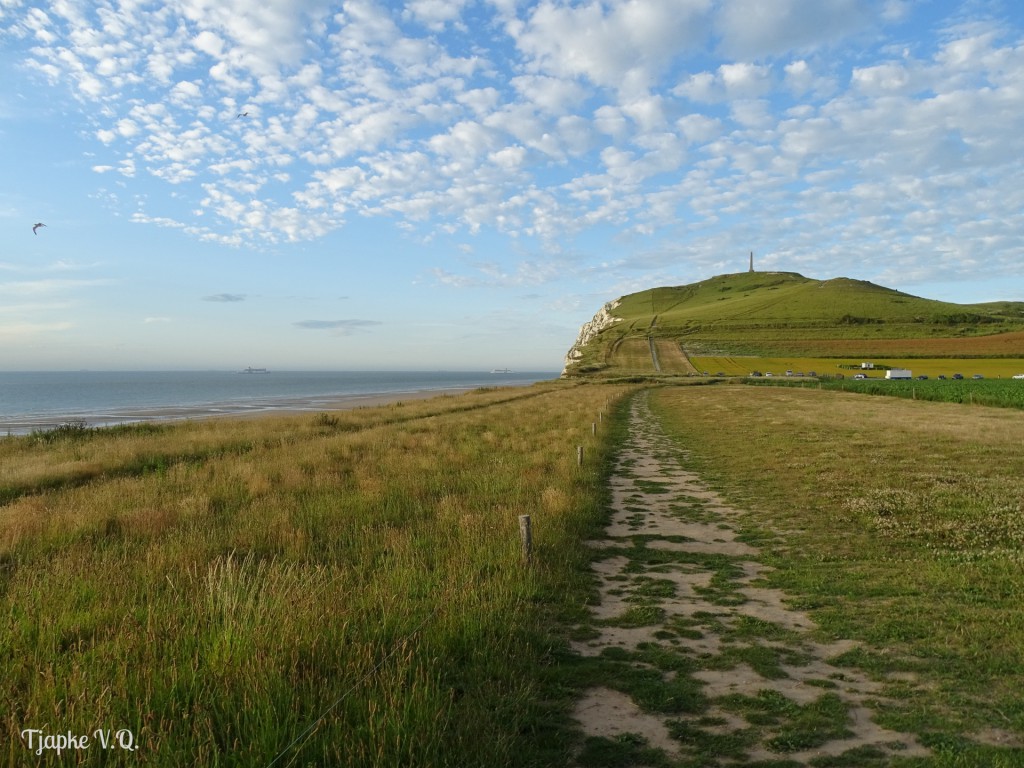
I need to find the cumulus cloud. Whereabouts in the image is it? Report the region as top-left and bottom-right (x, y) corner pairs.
(510, 0), (711, 96)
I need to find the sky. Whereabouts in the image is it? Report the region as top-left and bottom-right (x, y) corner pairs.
(1, 0), (1023, 372)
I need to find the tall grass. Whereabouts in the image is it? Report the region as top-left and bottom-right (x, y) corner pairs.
(1, 381), (631, 766)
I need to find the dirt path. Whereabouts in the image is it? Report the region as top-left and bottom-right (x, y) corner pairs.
(570, 391), (929, 766)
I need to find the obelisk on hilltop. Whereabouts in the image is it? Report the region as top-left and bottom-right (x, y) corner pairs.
(749, 251), (754, 272)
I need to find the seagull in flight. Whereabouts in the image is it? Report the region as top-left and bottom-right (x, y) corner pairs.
(32, 222), (45, 235)
(236, 111), (249, 118)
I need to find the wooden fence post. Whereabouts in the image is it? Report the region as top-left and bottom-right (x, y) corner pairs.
(577, 445), (583, 466)
(518, 515), (532, 562)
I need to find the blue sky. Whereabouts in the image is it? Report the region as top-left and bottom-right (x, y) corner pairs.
(1, 0), (1023, 371)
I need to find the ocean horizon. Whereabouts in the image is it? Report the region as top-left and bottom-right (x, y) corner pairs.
(0, 369), (558, 435)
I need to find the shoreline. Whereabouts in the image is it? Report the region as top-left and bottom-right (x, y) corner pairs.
(0, 386), (483, 436)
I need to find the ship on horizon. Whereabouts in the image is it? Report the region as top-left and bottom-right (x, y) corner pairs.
(240, 367), (269, 374)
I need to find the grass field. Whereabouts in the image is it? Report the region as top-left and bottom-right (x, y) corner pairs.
(1, 382), (631, 767)
(6, 380), (1024, 765)
(747, 377), (1024, 410)
(648, 385), (1024, 765)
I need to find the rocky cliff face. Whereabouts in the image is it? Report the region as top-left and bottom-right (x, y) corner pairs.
(562, 299), (622, 376)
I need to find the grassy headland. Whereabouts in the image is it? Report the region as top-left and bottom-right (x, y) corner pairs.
(1, 381), (632, 766)
(563, 272), (1024, 378)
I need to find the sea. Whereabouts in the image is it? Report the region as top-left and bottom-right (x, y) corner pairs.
(0, 370), (558, 436)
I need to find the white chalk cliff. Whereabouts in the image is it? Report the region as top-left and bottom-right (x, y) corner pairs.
(562, 299), (622, 376)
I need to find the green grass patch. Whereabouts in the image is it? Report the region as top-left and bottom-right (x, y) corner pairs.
(648, 384), (1024, 755)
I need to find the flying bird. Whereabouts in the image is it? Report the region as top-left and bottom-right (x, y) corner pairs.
(236, 112), (249, 118)
(32, 222), (45, 235)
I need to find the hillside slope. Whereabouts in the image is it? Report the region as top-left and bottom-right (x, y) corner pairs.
(564, 272), (1024, 376)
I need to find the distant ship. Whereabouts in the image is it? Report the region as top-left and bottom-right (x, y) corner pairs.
(490, 368), (512, 374)
(240, 367), (269, 374)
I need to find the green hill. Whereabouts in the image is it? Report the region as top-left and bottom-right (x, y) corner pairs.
(564, 271), (1024, 376)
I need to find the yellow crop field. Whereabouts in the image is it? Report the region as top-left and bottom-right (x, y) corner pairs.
(690, 356), (1024, 379)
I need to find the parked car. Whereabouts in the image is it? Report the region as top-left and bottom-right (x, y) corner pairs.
(853, 373), (867, 379)
(972, 374), (984, 380)
(953, 373), (964, 380)
(937, 375), (947, 380)
(1013, 374), (1024, 380)
(916, 375), (928, 380)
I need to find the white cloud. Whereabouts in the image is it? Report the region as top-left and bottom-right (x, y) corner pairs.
(782, 59), (837, 97)
(719, 63), (771, 98)
(512, 0), (711, 96)
(676, 63), (771, 103)
(403, 0), (472, 31)
(676, 113), (721, 144)
(170, 79), (201, 102)
(511, 75), (587, 115)
(115, 118), (138, 137)
(851, 62), (915, 94)
(4, 0), (1022, 292)
(193, 30), (224, 58)
(715, 0), (873, 58)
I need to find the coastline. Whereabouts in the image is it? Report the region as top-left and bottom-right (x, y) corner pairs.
(0, 386), (484, 436)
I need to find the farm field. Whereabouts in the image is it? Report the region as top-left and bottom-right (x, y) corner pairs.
(690, 356), (1024, 379)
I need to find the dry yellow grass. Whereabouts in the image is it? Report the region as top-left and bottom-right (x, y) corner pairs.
(692, 355), (1024, 378)
(652, 339), (698, 374)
